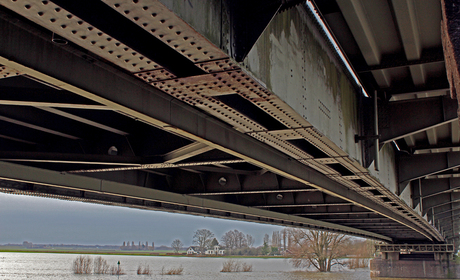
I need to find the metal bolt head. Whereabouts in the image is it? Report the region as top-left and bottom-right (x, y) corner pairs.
(218, 177), (227, 186)
(108, 146), (118, 155)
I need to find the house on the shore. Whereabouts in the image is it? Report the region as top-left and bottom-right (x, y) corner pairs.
(205, 245), (225, 255)
(187, 246), (201, 255)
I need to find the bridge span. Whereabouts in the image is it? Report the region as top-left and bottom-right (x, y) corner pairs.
(0, 0), (456, 244)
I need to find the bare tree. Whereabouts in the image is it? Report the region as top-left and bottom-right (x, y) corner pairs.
(221, 230), (236, 251)
(193, 229), (214, 254)
(221, 229), (248, 252)
(235, 230), (247, 248)
(246, 234), (255, 248)
(171, 239), (183, 253)
(287, 228), (350, 272)
(263, 233), (270, 245)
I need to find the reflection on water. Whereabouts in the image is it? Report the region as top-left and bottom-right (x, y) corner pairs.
(0, 252), (372, 279)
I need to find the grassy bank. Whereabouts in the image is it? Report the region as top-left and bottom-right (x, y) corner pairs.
(0, 248), (288, 258)
(0, 248), (182, 256)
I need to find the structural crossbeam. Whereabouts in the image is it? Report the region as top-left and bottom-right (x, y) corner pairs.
(0, 160), (392, 241)
(357, 48), (444, 73)
(380, 96), (458, 144)
(0, 10), (437, 241)
(399, 152), (460, 183)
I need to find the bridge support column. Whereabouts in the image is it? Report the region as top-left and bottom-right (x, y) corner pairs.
(370, 244), (459, 279)
(381, 252), (399, 260)
(370, 258), (460, 279)
(435, 252), (454, 261)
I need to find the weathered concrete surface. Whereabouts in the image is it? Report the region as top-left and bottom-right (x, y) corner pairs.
(370, 258), (460, 279)
(369, 144), (398, 195)
(244, 7), (360, 160)
(159, 0), (363, 161)
(154, 0), (411, 218)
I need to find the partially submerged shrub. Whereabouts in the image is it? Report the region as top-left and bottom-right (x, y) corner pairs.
(242, 262), (253, 272)
(137, 264), (151, 275)
(160, 265), (184, 275)
(72, 256), (125, 275)
(73, 255), (93, 274)
(110, 265), (125, 275)
(93, 256), (110, 274)
(221, 259), (252, 272)
(221, 259), (239, 272)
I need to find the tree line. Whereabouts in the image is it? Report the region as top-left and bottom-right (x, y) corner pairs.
(171, 227), (375, 263)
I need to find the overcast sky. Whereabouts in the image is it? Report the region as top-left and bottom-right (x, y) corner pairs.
(0, 192), (282, 247)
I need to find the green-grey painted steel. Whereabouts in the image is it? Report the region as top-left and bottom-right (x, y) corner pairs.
(0, 160), (391, 241)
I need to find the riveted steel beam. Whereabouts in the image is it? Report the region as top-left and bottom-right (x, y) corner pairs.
(0, 160), (391, 241)
(0, 5), (442, 241)
(50, 0), (205, 77)
(0, 151), (144, 166)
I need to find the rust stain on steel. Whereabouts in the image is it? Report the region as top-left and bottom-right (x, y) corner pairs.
(196, 59), (239, 73)
(103, 0), (226, 63)
(0, 0), (441, 240)
(153, 72), (238, 97)
(135, 68), (177, 83)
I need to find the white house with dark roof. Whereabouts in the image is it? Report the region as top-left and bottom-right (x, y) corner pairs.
(205, 245), (225, 255)
(187, 246), (201, 255)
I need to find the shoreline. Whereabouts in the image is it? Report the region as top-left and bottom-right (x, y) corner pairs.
(0, 249), (287, 258)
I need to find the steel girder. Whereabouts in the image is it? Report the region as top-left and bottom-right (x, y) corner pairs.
(0, 161), (391, 241)
(399, 152), (460, 183)
(0, 8), (441, 242)
(357, 47), (445, 73)
(380, 96), (458, 144)
(311, 0), (454, 241)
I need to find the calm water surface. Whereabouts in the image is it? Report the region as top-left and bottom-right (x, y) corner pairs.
(0, 252), (372, 279)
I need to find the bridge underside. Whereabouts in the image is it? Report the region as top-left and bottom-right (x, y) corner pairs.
(0, 0), (452, 243)
(316, 0), (460, 243)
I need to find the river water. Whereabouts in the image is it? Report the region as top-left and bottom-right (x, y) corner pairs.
(0, 252), (372, 279)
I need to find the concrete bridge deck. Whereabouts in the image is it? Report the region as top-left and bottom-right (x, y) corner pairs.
(0, 0), (456, 244)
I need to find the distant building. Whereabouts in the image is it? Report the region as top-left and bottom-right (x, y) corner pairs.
(187, 246), (201, 255)
(205, 245), (225, 255)
(21, 241), (46, 249)
(120, 241), (154, 251)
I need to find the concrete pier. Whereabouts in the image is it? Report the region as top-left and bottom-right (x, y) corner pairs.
(370, 259), (460, 279)
(370, 244), (460, 279)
